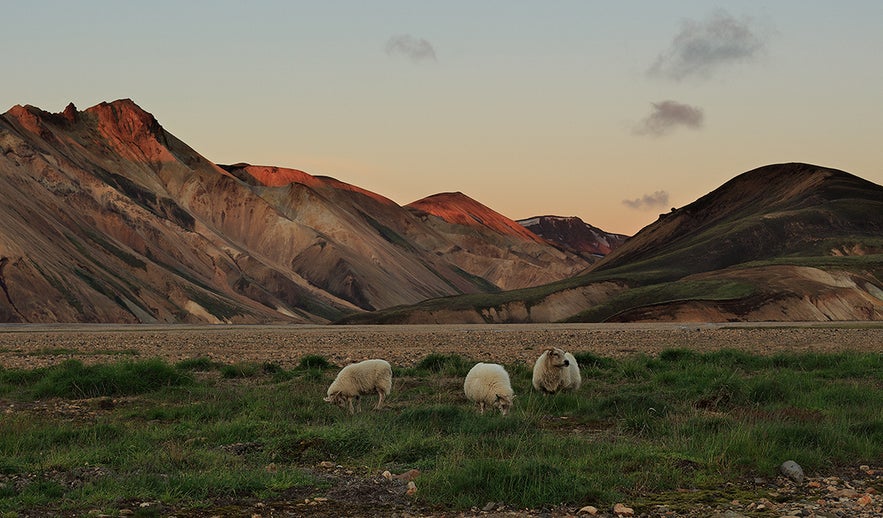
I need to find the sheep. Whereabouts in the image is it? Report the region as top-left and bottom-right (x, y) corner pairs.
(532, 347), (581, 394)
(324, 359), (392, 414)
(463, 362), (515, 415)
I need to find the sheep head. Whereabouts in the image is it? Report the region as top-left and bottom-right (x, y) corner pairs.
(543, 347), (570, 369)
(494, 393), (515, 416)
(323, 392), (348, 409)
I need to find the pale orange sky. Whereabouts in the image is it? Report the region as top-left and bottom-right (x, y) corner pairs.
(5, 1), (882, 235)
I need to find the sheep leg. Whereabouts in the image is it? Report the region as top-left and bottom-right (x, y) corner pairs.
(374, 388), (385, 410)
(478, 402), (486, 414)
(347, 397), (355, 414)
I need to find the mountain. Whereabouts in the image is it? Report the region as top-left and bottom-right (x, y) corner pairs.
(516, 216), (629, 259)
(405, 193), (590, 290)
(0, 99), (592, 323)
(343, 163), (883, 324)
(592, 163), (883, 278)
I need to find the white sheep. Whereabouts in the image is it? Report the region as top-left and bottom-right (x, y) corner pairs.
(324, 359), (392, 414)
(463, 362), (515, 415)
(532, 347), (581, 394)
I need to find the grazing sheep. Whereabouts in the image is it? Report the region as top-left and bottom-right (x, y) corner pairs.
(324, 359), (392, 414)
(463, 362), (515, 415)
(532, 347), (581, 394)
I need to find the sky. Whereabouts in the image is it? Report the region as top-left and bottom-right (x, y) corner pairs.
(4, 1), (882, 235)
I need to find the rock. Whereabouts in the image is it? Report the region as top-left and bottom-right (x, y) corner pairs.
(781, 460), (805, 483)
(613, 503), (634, 516)
(406, 481), (417, 495)
(578, 505), (598, 515)
(382, 470), (393, 480)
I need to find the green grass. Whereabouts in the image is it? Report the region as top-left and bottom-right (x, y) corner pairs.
(0, 350), (880, 515)
(567, 279), (757, 322)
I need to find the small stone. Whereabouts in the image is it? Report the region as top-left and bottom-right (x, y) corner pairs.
(382, 470), (393, 480)
(406, 481), (417, 495)
(780, 460), (805, 484)
(318, 461), (335, 468)
(613, 503), (634, 516)
(482, 502), (496, 511)
(578, 505), (598, 515)
(859, 464), (870, 472)
(857, 494), (873, 506)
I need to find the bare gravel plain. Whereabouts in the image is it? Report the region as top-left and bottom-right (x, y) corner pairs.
(1, 322), (882, 370)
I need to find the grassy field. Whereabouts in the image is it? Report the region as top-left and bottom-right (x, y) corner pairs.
(0, 349), (881, 516)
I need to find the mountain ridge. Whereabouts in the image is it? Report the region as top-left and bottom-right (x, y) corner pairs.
(0, 98), (595, 323)
(341, 163), (883, 324)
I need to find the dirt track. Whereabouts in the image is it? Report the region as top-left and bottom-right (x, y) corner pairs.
(1, 322), (881, 370)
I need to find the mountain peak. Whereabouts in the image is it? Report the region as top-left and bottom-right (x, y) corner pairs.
(407, 192), (544, 243)
(593, 162), (883, 276)
(70, 99), (177, 165)
(220, 163), (398, 205)
(517, 215), (629, 257)
(84, 98), (163, 138)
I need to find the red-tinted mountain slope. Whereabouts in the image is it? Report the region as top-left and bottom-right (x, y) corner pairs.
(0, 99), (591, 323)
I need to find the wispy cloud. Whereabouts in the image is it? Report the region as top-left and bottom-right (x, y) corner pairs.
(385, 34), (437, 63)
(649, 10), (766, 81)
(634, 100), (704, 137)
(623, 191), (671, 210)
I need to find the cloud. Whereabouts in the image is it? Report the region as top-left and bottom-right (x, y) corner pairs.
(634, 100), (704, 137)
(649, 10), (766, 81)
(623, 191), (671, 210)
(385, 34), (437, 63)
